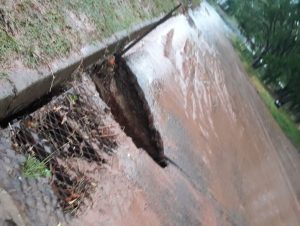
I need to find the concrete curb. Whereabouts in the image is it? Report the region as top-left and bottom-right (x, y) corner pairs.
(0, 17), (161, 121)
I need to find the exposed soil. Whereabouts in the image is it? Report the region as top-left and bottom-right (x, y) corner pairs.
(0, 75), (120, 225)
(91, 57), (166, 167)
(0, 73), (167, 226)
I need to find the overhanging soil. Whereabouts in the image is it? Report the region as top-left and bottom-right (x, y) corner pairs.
(91, 57), (167, 167)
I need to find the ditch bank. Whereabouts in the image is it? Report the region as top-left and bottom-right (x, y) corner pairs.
(91, 57), (167, 167)
(0, 14), (178, 226)
(0, 17), (161, 123)
(0, 4), (188, 224)
(0, 69), (167, 225)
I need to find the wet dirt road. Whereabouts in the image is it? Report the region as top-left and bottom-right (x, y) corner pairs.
(120, 2), (300, 225)
(2, 2), (300, 226)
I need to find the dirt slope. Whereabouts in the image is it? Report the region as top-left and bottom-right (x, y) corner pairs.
(1, 2), (300, 226)
(124, 2), (300, 225)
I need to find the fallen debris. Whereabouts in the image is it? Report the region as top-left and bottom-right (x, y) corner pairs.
(11, 76), (117, 216)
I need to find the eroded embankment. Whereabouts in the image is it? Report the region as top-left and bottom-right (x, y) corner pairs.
(91, 57), (167, 167)
(0, 75), (118, 224)
(0, 56), (168, 225)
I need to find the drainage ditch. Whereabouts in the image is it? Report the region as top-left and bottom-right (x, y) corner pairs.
(0, 5), (182, 222)
(91, 57), (167, 167)
(3, 56), (167, 220)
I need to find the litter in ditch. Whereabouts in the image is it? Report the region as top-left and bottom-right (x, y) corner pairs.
(10, 76), (118, 216)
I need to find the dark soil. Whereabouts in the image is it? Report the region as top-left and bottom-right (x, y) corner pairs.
(9, 75), (117, 218)
(91, 57), (166, 167)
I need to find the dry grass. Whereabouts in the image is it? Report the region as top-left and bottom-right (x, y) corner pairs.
(0, 0), (186, 70)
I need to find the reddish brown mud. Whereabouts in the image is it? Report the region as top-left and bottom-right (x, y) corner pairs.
(122, 2), (300, 225)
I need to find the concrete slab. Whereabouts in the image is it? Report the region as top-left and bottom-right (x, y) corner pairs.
(0, 17), (160, 121)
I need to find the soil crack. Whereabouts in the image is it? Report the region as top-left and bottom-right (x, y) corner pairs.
(91, 57), (167, 167)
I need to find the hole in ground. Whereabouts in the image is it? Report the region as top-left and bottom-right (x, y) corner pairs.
(91, 57), (168, 167)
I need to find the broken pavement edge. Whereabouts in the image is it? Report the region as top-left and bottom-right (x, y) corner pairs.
(0, 17), (161, 121)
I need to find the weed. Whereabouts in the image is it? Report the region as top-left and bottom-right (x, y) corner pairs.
(68, 93), (79, 105)
(0, 0), (184, 69)
(23, 155), (51, 178)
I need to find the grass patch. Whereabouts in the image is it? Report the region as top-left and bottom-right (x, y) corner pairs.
(231, 35), (300, 150)
(231, 36), (257, 76)
(152, 0), (178, 14)
(0, 1), (74, 68)
(250, 76), (300, 149)
(0, 0), (190, 69)
(0, 30), (20, 65)
(14, 1), (73, 67)
(66, 0), (179, 41)
(23, 155), (51, 178)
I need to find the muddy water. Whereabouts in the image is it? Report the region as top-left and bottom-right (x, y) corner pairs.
(122, 2), (300, 225)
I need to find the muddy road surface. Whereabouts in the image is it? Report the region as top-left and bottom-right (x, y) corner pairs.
(122, 2), (300, 226)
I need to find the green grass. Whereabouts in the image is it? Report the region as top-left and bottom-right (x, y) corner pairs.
(22, 155), (51, 178)
(231, 35), (300, 150)
(14, 1), (73, 67)
(152, 0), (178, 13)
(0, 1), (74, 68)
(0, 30), (20, 64)
(231, 36), (257, 75)
(0, 0), (185, 69)
(66, 0), (180, 41)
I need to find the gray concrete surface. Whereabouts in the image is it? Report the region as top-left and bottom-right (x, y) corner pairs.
(0, 17), (161, 121)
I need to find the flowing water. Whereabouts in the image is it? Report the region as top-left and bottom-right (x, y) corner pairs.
(119, 2), (300, 225)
